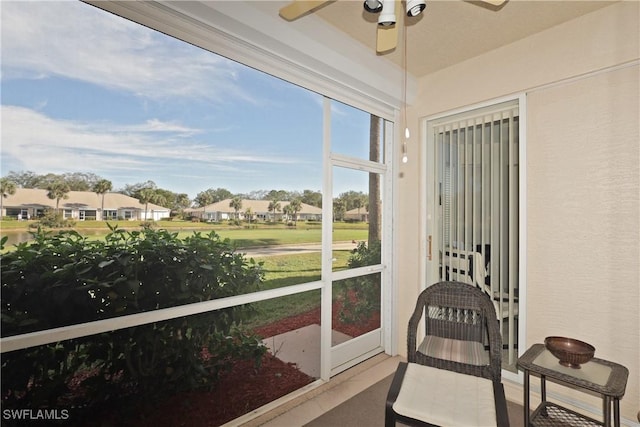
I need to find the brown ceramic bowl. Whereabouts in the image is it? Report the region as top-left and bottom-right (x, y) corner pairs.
(545, 336), (595, 368)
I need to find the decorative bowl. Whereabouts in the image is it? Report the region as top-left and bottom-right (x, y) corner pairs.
(545, 336), (595, 368)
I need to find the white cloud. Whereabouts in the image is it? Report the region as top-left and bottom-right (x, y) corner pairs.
(1, 106), (302, 179)
(0, 1), (254, 103)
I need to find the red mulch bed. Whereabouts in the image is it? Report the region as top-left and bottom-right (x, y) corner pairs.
(127, 354), (314, 427)
(122, 303), (379, 427)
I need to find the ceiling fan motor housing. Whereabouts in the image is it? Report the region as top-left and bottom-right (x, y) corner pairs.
(406, 0), (426, 16)
(363, 0), (383, 13)
(378, 0), (396, 26)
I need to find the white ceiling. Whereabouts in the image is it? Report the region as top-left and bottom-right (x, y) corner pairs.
(275, 0), (616, 78)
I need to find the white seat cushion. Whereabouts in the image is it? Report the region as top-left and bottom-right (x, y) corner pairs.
(392, 363), (497, 427)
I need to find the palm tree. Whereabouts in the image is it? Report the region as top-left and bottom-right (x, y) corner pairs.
(137, 188), (156, 220)
(282, 204), (292, 222)
(0, 178), (17, 219)
(229, 197), (243, 220)
(289, 199), (302, 225)
(268, 200), (281, 222)
(92, 179), (112, 220)
(46, 181), (71, 214)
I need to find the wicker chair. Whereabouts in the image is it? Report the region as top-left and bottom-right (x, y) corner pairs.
(385, 281), (510, 426)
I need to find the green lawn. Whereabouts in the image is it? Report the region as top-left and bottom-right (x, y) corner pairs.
(1, 220), (369, 249)
(243, 250), (352, 330)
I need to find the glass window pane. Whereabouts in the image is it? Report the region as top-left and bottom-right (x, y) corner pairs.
(248, 290), (321, 378)
(332, 272), (381, 340)
(331, 100), (384, 163)
(1, 1), (326, 330)
(332, 167), (382, 272)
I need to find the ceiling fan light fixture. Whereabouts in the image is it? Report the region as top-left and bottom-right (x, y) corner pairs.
(406, 0), (426, 17)
(378, 0), (396, 26)
(363, 0), (383, 13)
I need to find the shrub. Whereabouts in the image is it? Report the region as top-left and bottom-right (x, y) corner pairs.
(337, 240), (381, 324)
(36, 209), (75, 228)
(1, 226), (266, 419)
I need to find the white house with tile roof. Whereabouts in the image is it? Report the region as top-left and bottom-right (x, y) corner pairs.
(1, 188), (171, 221)
(185, 198), (322, 222)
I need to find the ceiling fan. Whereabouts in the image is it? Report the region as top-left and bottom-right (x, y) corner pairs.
(279, 0), (507, 54)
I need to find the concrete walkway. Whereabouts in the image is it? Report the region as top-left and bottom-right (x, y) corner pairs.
(262, 325), (352, 378)
(243, 241), (359, 258)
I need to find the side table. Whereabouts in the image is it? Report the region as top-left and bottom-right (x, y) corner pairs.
(517, 343), (629, 427)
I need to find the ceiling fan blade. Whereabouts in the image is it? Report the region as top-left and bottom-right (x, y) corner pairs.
(279, 0), (333, 21)
(476, 0), (507, 5)
(376, 25), (398, 53)
(376, 0), (400, 53)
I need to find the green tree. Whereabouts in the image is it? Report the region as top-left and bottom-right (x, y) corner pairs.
(92, 179), (113, 220)
(46, 181), (71, 213)
(174, 193), (192, 216)
(0, 178), (17, 219)
(5, 171), (42, 188)
(59, 172), (103, 191)
(5, 171), (105, 191)
(137, 188), (156, 220)
(264, 190), (288, 201)
(289, 199), (302, 224)
(267, 200), (281, 221)
(229, 197), (243, 220)
(282, 204), (292, 222)
(210, 188), (233, 202)
(301, 189), (322, 208)
(195, 190), (215, 219)
(333, 199), (346, 221)
(337, 190), (367, 211)
(194, 190), (216, 207)
(194, 188), (232, 206)
(121, 180), (157, 197)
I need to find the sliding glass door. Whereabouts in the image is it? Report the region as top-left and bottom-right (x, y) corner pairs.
(425, 100), (520, 370)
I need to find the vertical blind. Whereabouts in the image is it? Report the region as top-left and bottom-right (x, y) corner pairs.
(435, 101), (520, 367)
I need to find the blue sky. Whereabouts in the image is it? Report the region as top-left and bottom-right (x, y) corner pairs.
(1, 1), (374, 199)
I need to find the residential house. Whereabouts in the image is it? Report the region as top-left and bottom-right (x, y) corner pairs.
(1, 188), (171, 222)
(185, 199), (322, 222)
(344, 207), (369, 222)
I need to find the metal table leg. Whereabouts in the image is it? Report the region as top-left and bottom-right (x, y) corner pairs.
(524, 370), (530, 426)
